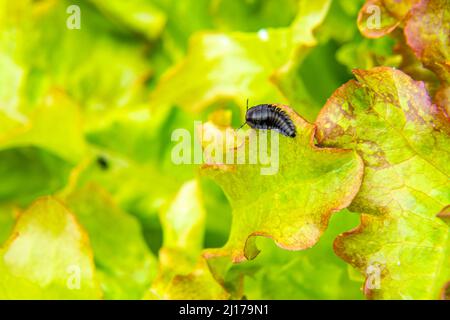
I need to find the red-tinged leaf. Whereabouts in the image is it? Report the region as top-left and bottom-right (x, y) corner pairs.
(316, 67), (450, 299)
(404, 0), (450, 83)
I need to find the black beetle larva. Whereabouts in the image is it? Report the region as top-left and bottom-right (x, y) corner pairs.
(239, 101), (296, 137)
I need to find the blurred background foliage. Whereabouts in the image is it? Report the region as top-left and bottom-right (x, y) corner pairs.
(0, 0), (402, 299)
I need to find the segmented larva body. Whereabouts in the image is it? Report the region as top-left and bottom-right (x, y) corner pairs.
(245, 104), (296, 137)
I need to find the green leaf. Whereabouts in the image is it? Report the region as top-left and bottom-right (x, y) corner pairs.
(336, 37), (400, 72)
(201, 105), (363, 262)
(211, 0), (299, 32)
(85, 105), (167, 162)
(201, 177), (232, 249)
(147, 0), (305, 82)
(238, 210), (363, 299)
(64, 184), (158, 299)
(0, 197), (102, 299)
(71, 150), (188, 254)
(149, 0), (332, 121)
(83, 104), (200, 225)
(146, 180), (229, 299)
(316, 67), (450, 299)
(315, 0), (362, 43)
(150, 0), (214, 58)
(0, 50), (24, 125)
(0, 147), (72, 205)
(157, 258), (229, 300)
(296, 41), (353, 107)
(0, 204), (15, 245)
(0, 91), (85, 163)
(150, 30), (290, 112)
(1, 0), (153, 124)
(160, 180), (205, 256)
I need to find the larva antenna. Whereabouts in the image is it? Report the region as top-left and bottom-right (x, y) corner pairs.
(237, 99), (249, 131)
